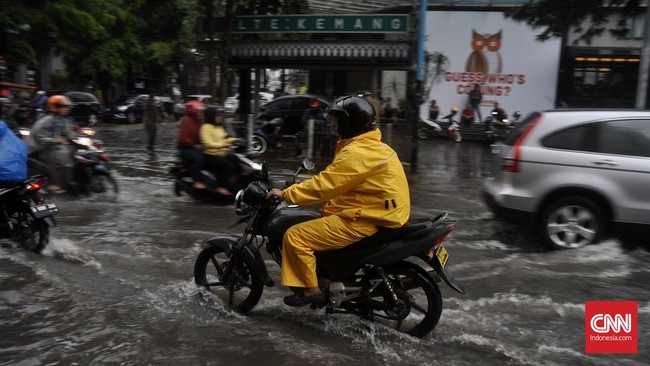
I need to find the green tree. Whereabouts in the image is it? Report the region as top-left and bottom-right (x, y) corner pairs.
(0, 0), (198, 98)
(423, 51), (450, 102)
(504, 0), (642, 44)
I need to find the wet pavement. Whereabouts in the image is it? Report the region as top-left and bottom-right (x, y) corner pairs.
(1, 121), (648, 365)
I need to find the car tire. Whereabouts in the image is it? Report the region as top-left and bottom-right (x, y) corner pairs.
(539, 196), (606, 250)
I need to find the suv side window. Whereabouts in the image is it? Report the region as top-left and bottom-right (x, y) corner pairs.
(594, 119), (650, 157)
(543, 119), (650, 157)
(542, 123), (591, 151)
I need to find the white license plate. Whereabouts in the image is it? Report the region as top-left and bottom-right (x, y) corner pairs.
(31, 203), (60, 217)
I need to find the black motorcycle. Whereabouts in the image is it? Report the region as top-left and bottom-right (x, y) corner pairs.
(484, 110), (521, 144)
(0, 175), (60, 253)
(171, 140), (264, 203)
(194, 159), (465, 338)
(250, 117), (304, 154)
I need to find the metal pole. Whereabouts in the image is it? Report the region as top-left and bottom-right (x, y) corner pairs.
(247, 114), (254, 147)
(635, 3), (650, 109)
(307, 118), (314, 159)
(411, 0), (427, 174)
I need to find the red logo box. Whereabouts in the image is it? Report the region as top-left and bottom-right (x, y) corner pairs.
(585, 301), (637, 354)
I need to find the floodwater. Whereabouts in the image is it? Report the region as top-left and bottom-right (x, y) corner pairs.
(1, 122), (648, 365)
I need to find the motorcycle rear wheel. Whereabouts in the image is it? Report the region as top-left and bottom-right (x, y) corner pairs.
(417, 127), (430, 140)
(194, 245), (263, 313)
(10, 211), (49, 253)
(366, 262), (442, 338)
(90, 171), (119, 201)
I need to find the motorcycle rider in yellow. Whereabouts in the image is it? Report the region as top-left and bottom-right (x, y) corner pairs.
(268, 96), (410, 307)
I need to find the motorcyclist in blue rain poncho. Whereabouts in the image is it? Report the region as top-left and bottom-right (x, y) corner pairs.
(0, 117), (28, 188)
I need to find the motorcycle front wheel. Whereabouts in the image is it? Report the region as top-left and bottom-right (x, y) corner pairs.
(194, 244), (264, 313)
(365, 262), (442, 338)
(417, 127), (431, 140)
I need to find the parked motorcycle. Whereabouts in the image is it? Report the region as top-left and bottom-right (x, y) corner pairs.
(0, 175), (60, 253)
(250, 117), (301, 154)
(171, 139), (264, 203)
(484, 110), (521, 144)
(193, 159), (465, 338)
(418, 108), (462, 143)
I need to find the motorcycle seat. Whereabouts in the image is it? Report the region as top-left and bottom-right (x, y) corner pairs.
(337, 218), (433, 253)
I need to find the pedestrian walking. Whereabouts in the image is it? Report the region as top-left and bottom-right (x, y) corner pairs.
(143, 88), (160, 153)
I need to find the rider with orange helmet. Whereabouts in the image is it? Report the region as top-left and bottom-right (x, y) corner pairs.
(26, 95), (76, 193)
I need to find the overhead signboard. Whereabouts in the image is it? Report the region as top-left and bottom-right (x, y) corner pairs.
(209, 14), (409, 33)
(423, 11), (562, 117)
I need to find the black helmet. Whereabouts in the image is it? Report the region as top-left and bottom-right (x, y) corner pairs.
(203, 103), (225, 123)
(325, 96), (376, 139)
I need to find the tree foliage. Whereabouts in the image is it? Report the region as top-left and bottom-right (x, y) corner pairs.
(0, 0), (311, 94)
(0, 0), (198, 89)
(505, 0), (642, 44)
(424, 51), (450, 102)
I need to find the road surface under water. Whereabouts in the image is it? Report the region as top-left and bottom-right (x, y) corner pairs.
(1, 122), (648, 365)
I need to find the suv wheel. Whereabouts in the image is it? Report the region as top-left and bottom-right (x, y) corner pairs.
(539, 196), (605, 249)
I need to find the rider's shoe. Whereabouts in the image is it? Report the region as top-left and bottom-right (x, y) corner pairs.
(215, 187), (232, 196)
(283, 291), (325, 307)
(193, 182), (207, 190)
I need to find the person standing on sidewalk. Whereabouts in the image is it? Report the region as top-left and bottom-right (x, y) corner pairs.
(143, 88), (160, 153)
(469, 83), (483, 122)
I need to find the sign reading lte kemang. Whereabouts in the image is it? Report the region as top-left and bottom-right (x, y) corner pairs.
(209, 15), (409, 34)
(585, 301), (638, 354)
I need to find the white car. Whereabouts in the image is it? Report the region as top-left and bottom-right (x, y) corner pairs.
(224, 92), (273, 114)
(482, 109), (650, 249)
(173, 94), (212, 118)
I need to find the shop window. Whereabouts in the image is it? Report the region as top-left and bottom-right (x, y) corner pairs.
(570, 56), (640, 107)
(623, 15), (645, 40)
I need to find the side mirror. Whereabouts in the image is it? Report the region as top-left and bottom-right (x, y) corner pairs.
(261, 162), (269, 179)
(301, 158), (315, 171)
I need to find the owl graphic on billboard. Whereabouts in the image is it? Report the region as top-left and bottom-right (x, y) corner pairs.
(465, 30), (502, 75)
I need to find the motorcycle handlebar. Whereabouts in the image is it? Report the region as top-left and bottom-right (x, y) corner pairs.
(268, 194), (281, 205)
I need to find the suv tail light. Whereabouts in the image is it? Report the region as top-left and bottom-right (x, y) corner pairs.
(501, 115), (541, 172)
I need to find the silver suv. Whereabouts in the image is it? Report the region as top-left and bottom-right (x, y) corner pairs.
(482, 110), (650, 249)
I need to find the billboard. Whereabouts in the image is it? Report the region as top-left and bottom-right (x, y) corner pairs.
(423, 11), (562, 119)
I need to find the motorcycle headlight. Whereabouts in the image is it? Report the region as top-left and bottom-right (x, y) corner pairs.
(75, 137), (93, 147)
(241, 181), (269, 208)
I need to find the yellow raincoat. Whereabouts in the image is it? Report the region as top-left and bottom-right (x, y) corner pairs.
(200, 124), (236, 157)
(281, 128), (410, 288)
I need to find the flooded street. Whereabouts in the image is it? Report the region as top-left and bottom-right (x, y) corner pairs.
(1, 122), (648, 365)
